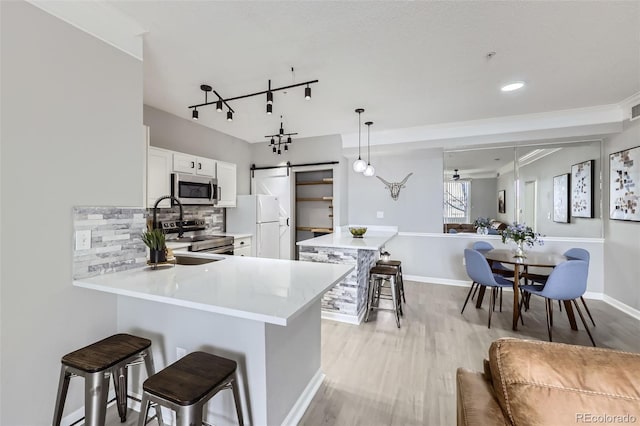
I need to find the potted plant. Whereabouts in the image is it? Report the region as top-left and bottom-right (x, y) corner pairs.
(141, 228), (167, 263)
(500, 223), (543, 258)
(473, 217), (492, 234)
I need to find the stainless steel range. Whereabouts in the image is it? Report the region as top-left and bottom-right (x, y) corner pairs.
(160, 219), (234, 255)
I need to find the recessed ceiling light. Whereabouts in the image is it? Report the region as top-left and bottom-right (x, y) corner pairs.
(501, 81), (525, 92)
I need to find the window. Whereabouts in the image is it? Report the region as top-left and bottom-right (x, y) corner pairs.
(444, 180), (470, 223)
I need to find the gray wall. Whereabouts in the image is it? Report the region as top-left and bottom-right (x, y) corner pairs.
(1, 2), (143, 423)
(519, 142), (603, 237)
(250, 134), (344, 168)
(603, 118), (640, 311)
(347, 148), (444, 232)
(144, 105), (253, 195)
(469, 178), (498, 222)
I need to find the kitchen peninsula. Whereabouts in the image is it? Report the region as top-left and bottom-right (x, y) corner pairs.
(74, 253), (352, 426)
(297, 227), (398, 324)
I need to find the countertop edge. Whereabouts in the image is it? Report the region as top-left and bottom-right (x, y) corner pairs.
(74, 279), (288, 326)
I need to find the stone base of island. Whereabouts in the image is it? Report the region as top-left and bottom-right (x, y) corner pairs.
(297, 226), (398, 324)
(74, 253), (353, 426)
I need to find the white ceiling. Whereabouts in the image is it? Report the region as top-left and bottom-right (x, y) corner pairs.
(102, 1), (639, 144)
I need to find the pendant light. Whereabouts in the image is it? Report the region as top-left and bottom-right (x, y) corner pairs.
(363, 121), (375, 177)
(352, 108), (367, 173)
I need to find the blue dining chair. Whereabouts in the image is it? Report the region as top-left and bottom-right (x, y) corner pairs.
(522, 248), (595, 326)
(520, 260), (595, 346)
(462, 249), (514, 328)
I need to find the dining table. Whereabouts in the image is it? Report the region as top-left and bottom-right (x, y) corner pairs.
(476, 249), (571, 331)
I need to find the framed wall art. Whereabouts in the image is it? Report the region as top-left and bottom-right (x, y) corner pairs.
(498, 190), (506, 214)
(571, 159), (594, 218)
(610, 146), (640, 221)
(553, 173), (570, 223)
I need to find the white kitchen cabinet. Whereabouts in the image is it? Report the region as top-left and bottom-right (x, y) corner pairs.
(147, 147), (172, 208)
(216, 160), (237, 207)
(173, 153), (216, 177)
(233, 236), (253, 256)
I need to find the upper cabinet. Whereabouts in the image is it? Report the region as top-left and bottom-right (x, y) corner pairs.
(147, 147), (172, 208)
(145, 145), (237, 208)
(173, 153), (216, 177)
(215, 160), (237, 207)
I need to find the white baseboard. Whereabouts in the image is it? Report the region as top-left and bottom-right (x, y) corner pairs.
(603, 295), (640, 321)
(321, 310), (362, 325)
(404, 274), (469, 287)
(405, 275), (640, 319)
(281, 368), (325, 426)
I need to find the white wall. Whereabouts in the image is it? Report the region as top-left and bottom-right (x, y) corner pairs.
(144, 105), (253, 195)
(603, 118), (640, 311)
(386, 233), (605, 296)
(0, 2), (143, 423)
(348, 148), (443, 232)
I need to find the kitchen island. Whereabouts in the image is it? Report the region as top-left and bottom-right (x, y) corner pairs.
(297, 227), (397, 324)
(74, 253), (352, 426)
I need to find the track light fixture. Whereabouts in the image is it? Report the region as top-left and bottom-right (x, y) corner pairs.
(188, 75), (318, 120)
(363, 121), (375, 177)
(265, 115), (297, 155)
(352, 108), (367, 173)
(227, 110), (233, 121)
(192, 109), (199, 120)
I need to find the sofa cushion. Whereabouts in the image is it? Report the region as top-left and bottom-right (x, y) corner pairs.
(456, 368), (509, 426)
(489, 338), (640, 425)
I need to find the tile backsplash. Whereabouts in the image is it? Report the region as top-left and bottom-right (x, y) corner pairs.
(72, 206), (225, 279)
(72, 207), (147, 279)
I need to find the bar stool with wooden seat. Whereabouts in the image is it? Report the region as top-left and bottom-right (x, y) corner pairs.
(376, 258), (406, 305)
(53, 333), (162, 426)
(138, 351), (244, 426)
(365, 265), (402, 328)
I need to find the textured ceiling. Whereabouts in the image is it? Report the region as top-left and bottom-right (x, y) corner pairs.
(108, 1), (640, 143)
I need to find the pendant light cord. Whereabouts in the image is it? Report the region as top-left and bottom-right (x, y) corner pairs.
(367, 123), (370, 164)
(358, 111), (362, 160)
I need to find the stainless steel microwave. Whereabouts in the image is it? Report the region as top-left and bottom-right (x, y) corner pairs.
(171, 173), (218, 205)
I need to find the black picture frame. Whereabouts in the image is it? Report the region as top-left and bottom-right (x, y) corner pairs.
(610, 146), (640, 221)
(498, 190), (506, 214)
(553, 173), (570, 223)
(571, 159), (594, 218)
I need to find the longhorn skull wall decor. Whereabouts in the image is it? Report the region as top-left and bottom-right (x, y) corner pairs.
(376, 173), (413, 201)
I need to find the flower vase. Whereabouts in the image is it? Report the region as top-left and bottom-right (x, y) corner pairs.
(513, 241), (526, 258)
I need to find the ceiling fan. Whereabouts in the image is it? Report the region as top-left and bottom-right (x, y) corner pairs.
(452, 169), (460, 180)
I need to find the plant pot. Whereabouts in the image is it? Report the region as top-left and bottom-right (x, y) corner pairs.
(149, 248), (167, 264)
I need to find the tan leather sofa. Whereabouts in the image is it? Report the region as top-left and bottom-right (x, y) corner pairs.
(456, 338), (640, 425)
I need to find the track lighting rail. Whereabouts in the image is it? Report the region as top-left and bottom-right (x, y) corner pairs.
(188, 79), (319, 110)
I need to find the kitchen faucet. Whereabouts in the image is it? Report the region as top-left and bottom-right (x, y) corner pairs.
(152, 195), (185, 238)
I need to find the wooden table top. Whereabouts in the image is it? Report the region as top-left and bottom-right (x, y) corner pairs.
(481, 249), (566, 268)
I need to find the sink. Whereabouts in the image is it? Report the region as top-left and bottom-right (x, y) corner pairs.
(174, 255), (221, 265)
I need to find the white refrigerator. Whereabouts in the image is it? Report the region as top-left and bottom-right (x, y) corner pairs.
(226, 195), (280, 259)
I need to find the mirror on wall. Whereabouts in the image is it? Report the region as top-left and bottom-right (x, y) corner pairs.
(443, 140), (603, 238)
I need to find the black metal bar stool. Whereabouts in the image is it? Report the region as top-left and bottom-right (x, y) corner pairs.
(138, 351), (244, 426)
(376, 259), (406, 304)
(366, 265), (402, 328)
(53, 333), (163, 426)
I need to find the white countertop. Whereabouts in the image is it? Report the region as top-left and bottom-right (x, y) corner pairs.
(296, 230), (397, 250)
(74, 254), (353, 326)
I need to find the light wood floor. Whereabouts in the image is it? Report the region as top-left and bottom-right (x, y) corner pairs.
(106, 281), (640, 426)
